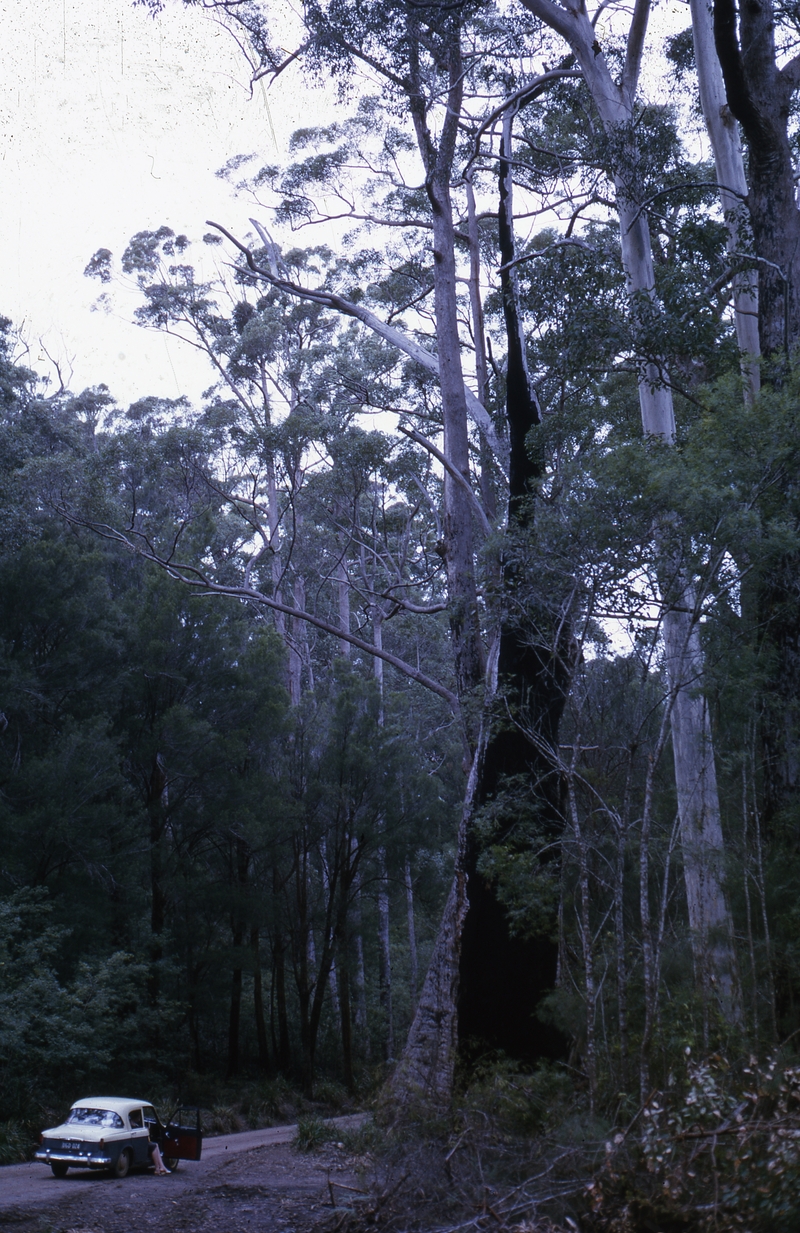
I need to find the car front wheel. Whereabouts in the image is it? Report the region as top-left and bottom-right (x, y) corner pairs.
(112, 1149), (131, 1179)
(163, 1157), (179, 1172)
(51, 1162), (69, 1178)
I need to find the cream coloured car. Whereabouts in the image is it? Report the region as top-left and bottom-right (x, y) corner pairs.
(36, 1096), (202, 1178)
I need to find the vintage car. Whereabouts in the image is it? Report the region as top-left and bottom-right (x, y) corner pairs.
(35, 1097), (202, 1178)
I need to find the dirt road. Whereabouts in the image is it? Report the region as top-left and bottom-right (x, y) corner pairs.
(0, 1114), (368, 1233)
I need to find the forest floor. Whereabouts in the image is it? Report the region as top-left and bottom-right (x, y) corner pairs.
(0, 1117), (367, 1233)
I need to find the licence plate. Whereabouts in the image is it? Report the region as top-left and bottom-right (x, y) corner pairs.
(61, 1140), (80, 1151)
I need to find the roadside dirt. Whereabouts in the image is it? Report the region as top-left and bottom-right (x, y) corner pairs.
(0, 1123), (368, 1233)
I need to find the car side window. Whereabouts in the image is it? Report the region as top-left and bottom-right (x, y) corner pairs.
(128, 1109), (144, 1129)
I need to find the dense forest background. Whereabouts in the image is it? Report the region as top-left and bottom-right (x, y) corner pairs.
(6, 0), (800, 1224)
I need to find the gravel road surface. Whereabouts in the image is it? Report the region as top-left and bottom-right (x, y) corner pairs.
(0, 1114), (369, 1233)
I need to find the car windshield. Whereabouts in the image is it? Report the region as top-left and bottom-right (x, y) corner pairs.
(66, 1108), (124, 1128)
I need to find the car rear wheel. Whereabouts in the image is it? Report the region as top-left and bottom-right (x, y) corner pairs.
(163, 1157), (179, 1172)
(51, 1162), (69, 1178)
(112, 1149), (131, 1179)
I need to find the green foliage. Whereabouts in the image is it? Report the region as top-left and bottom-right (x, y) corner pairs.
(590, 1052), (800, 1230)
(459, 1058), (576, 1137)
(0, 888), (179, 1114)
(474, 779), (560, 942)
(0, 1119), (32, 1165)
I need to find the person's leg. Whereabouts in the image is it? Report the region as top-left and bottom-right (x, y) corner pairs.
(149, 1142), (169, 1175)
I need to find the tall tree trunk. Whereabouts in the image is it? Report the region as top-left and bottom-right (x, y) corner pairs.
(713, 0), (800, 358)
(339, 936), (355, 1093)
(407, 18), (485, 728)
(252, 924), (270, 1074)
(227, 835), (249, 1079)
(147, 752), (168, 1009)
(521, 0), (741, 1023)
(404, 858), (419, 1010)
(273, 931), (291, 1074)
(663, 604), (740, 1015)
(428, 187), (485, 720)
(457, 101), (573, 1065)
(377, 842), (394, 1061)
(393, 29), (575, 1095)
(690, 0), (759, 396)
(466, 173), (498, 523)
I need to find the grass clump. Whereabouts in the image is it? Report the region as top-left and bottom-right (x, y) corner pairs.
(295, 1114), (336, 1152)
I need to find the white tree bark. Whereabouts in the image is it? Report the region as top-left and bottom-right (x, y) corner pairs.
(382, 753), (476, 1110)
(519, 0), (740, 1020)
(662, 603), (739, 1013)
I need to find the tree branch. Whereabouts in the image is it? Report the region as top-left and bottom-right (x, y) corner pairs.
(397, 423), (491, 537)
(463, 68), (582, 175)
(60, 514), (461, 714)
(780, 51), (800, 92)
(518, 0), (584, 49)
(621, 0), (652, 105)
(206, 218), (508, 472)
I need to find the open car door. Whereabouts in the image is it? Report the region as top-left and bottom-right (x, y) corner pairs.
(161, 1107), (203, 1162)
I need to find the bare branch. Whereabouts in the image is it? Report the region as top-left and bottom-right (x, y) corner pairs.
(397, 423), (491, 537)
(462, 67), (583, 175)
(59, 514), (461, 714)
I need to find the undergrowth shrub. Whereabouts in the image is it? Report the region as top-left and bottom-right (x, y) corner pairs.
(203, 1105), (248, 1136)
(0, 1119), (32, 1165)
(326, 1060), (598, 1233)
(586, 1051), (800, 1231)
(339, 1119), (384, 1155)
(459, 1058), (576, 1136)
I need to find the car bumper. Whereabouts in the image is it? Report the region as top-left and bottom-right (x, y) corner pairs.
(35, 1150), (112, 1168)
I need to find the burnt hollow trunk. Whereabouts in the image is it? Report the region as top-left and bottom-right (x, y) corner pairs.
(457, 110), (572, 1066)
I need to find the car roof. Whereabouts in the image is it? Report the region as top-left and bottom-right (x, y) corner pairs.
(70, 1097), (150, 1113)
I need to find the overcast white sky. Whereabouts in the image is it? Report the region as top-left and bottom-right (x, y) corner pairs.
(0, 0), (321, 405)
(0, 0), (690, 409)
